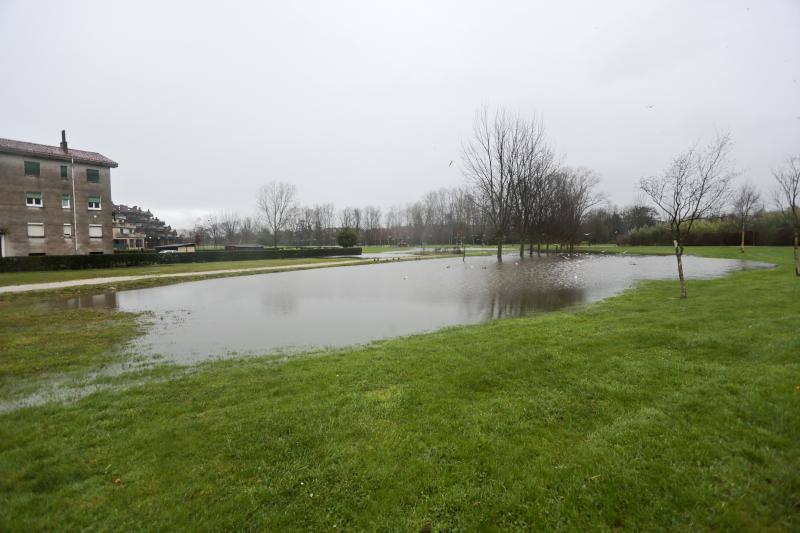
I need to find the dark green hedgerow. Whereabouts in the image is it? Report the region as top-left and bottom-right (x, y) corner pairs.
(0, 247), (361, 273)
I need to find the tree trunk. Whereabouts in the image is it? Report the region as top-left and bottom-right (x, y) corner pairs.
(740, 224), (745, 253)
(794, 229), (800, 277)
(497, 241), (503, 262)
(674, 239), (687, 299)
(273, 232), (278, 249)
(519, 241), (525, 258)
(537, 241), (541, 257)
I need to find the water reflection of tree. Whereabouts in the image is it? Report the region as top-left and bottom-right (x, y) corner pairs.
(458, 255), (588, 320)
(477, 287), (588, 320)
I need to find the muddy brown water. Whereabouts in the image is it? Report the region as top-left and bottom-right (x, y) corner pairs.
(50, 253), (770, 364)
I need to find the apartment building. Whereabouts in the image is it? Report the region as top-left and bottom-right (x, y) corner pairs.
(112, 211), (146, 251)
(0, 131), (117, 256)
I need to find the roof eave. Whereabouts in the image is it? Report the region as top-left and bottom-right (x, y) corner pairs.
(0, 147), (118, 168)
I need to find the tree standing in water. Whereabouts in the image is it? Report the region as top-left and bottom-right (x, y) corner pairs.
(640, 134), (734, 299)
(462, 107), (517, 261)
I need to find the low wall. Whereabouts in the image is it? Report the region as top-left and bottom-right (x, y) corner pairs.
(0, 247), (362, 272)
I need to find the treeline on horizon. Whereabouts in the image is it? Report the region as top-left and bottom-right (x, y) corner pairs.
(190, 192), (794, 249)
(188, 108), (798, 251)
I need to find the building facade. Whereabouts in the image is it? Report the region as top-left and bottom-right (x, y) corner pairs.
(0, 132), (117, 257)
(112, 204), (179, 248)
(112, 211), (146, 251)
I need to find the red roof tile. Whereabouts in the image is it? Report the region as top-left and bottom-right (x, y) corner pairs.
(0, 137), (118, 168)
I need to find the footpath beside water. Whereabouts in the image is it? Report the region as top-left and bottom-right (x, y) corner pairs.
(0, 259), (369, 294)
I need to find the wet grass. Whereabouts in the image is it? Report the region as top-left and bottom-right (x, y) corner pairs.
(0, 247), (798, 530)
(0, 300), (142, 386)
(0, 257), (342, 288)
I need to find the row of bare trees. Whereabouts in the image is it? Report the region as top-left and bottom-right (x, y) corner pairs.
(462, 108), (603, 260)
(193, 188), (485, 248)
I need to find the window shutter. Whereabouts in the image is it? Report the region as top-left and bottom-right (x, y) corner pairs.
(86, 169), (100, 182)
(27, 223), (45, 237)
(61, 165), (68, 178)
(88, 196), (101, 203)
(26, 192), (42, 200)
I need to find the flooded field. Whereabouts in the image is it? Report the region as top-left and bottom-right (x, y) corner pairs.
(52, 253), (769, 364)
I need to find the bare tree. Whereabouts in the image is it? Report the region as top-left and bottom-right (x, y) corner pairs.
(203, 213), (223, 247)
(553, 167), (603, 251)
(640, 134), (734, 298)
(507, 116), (547, 257)
(773, 155), (800, 276)
(239, 216), (257, 244)
(217, 210), (242, 245)
(363, 205), (383, 245)
(732, 181), (762, 253)
(256, 181), (298, 248)
(525, 141), (557, 256)
(462, 107), (517, 261)
(338, 207), (357, 229)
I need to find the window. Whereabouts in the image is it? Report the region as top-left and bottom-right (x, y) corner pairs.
(24, 161), (40, 176)
(27, 223), (45, 238)
(86, 169), (100, 183)
(88, 196), (101, 210)
(26, 192), (43, 207)
(60, 165), (68, 179)
(63, 224), (72, 237)
(61, 194), (71, 209)
(89, 224), (103, 238)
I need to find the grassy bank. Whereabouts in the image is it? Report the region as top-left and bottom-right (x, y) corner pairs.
(0, 247), (798, 530)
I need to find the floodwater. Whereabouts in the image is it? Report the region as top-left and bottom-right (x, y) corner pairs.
(52, 253), (769, 364)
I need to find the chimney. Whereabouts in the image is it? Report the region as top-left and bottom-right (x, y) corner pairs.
(60, 130), (68, 151)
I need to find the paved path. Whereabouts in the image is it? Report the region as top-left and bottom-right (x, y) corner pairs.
(0, 259), (369, 294)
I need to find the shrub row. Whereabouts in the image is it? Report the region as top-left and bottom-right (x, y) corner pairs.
(0, 247), (362, 273)
(617, 215), (795, 247)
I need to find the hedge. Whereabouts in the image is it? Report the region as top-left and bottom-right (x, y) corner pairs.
(617, 215), (795, 247)
(0, 248), (362, 273)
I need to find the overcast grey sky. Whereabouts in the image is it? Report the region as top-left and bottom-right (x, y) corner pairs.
(1, 0), (798, 229)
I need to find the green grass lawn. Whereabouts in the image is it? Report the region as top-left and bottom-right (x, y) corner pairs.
(0, 257), (341, 288)
(0, 246), (798, 530)
(360, 245), (415, 253)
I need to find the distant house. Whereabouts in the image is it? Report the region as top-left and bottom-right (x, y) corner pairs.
(154, 243), (196, 253)
(0, 131), (117, 257)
